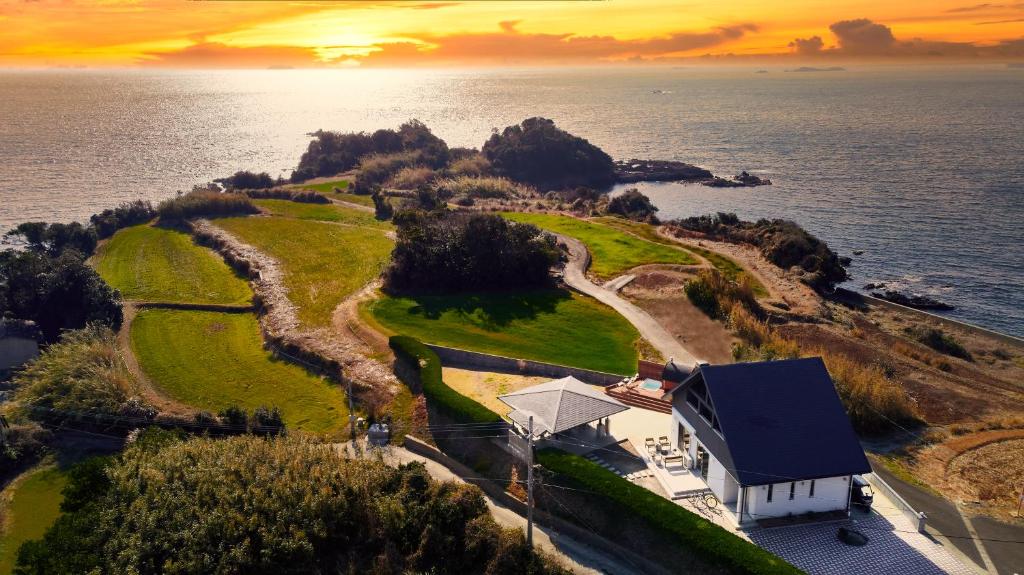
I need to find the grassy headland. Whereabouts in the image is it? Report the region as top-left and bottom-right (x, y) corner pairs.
(130, 308), (347, 433)
(500, 212), (696, 280)
(213, 216), (393, 327)
(293, 179), (373, 207)
(253, 199), (388, 229)
(92, 224), (251, 305)
(364, 289), (639, 374)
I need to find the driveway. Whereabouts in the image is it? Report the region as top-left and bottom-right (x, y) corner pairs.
(555, 234), (700, 366)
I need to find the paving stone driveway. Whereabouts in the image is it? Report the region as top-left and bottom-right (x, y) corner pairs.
(747, 508), (976, 575)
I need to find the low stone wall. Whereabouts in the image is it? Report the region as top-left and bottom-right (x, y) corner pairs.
(424, 344), (628, 385)
(865, 472), (927, 533)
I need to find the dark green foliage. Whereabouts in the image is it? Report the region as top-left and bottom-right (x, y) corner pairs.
(482, 118), (615, 191)
(684, 269), (761, 320)
(251, 405), (285, 432)
(605, 189), (659, 223)
(389, 336), (503, 424)
(384, 211), (559, 293)
(372, 190), (394, 220)
(156, 190), (259, 221)
(0, 250), (122, 343)
(5, 222), (97, 257)
(907, 326), (972, 361)
(17, 435), (563, 575)
(537, 449), (805, 575)
(89, 201), (156, 239)
(216, 170), (280, 190)
(218, 405), (248, 427)
(685, 274), (722, 317)
(293, 120), (450, 182)
(243, 188), (329, 204)
(670, 213), (847, 290)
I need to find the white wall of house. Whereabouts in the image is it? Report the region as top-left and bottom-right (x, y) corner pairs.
(744, 476), (851, 520)
(0, 337), (39, 371)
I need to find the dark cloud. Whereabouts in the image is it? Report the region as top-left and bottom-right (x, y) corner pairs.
(788, 36), (824, 55)
(358, 21), (759, 66)
(142, 42), (322, 68)
(829, 19), (896, 54)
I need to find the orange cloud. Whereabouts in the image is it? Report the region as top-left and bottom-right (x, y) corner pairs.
(142, 42), (322, 68)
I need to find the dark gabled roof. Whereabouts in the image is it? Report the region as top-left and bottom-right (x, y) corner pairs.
(663, 359), (693, 383)
(687, 357), (870, 486)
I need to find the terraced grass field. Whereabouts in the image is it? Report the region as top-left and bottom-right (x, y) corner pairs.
(92, 225), (251, 305)
(131, 308), (348, 433)
(293, 179), (374, 207)
(253, 199), (389, 229)
(365, 289), (640, 374)
(0, 465), (67, 574)
(214, 216), (393, 327)
(501, 212), (697, 280)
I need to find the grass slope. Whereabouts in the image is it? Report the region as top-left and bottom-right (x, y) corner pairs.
(0, 465), (67, 574)
(93, 225), (251, 305)
(501, 212), (696, 280)
(253, 199), (389, 229)
(366, 290), (639, 374)
(293, 179), (374, 207)
(214, 216), (393, 328)
(592, 216), (768, 296)
(131, 309), (348, 433)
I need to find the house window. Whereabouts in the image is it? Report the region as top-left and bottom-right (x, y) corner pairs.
(789, 482), (795, 500)
(809, 480), (815, 498)
(686, 391), (699, 410)
(767, 484), (773, 503)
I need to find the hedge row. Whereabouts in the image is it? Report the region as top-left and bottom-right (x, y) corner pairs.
(536, 449), (805, 575)
(389, 336), (503, 424)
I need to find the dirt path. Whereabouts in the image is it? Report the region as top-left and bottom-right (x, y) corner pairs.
(331, 281), (392, 359)
(116, 303), (197, 417)
(556, 233), (702, 367)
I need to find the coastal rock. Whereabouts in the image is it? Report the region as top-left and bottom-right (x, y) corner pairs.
(614, 159), (712, 183)
(703, 171), (772, 188)
(853, 250), (864, 256)
(871, 290), (955, 311)
(863, 282), (886, 290)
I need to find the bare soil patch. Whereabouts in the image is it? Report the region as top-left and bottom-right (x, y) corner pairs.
(441, 367), (550, 417)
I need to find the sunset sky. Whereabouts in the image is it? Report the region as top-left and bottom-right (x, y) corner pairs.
(1, 0), (1022, 68)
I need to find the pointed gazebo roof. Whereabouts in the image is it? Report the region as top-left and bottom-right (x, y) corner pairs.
(498, 376), (628, 437)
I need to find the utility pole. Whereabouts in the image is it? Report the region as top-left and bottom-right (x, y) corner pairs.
(1017, 483), (1023, 518)
(347, 373), (356, 441)
(527, 415), (535, 548)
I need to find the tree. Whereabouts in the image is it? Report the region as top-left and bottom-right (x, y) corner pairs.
(5, 222), (97, 257)
(606, 189), (659, 223)
(482, 118), (615, 191)
(216, 170), (278, 190)
(0, 250), (122, 342)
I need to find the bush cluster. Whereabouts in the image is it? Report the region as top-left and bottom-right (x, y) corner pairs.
(684, 269), (761, 320)
(383, 211), (560, 293)
(389, 336), (502, 424)
(215, 404), (286, 433)
(434, 176), (532, 201)
(89, 200), (156, 239)
(537, 449), (804, 575)
(215, 170), (282, 190)
(156, 190), (259, 221)
(482, 117), (616, 191)
(243, 188), (329, 203)
(16, 433), (565, 574)
(605, 189), (659, 223)
(906, 326), (972, 361)
(5, 221), (97, 257)
(669, 213), (848, 290)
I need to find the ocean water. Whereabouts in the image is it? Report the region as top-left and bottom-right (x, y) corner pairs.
(1, 67), (1021, 336)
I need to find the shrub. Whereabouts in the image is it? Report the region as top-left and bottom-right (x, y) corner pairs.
(812, 349), (920, 435)
(5, 222), (98, 257)
(907, 326), (972, 361)
(372, 190), (394, 221)
(156, 190), (258, 221)
(537, 449), (803, 575)
(387, 165), (437, 190)
(448, 152), (491, 177)
(605, 189), (659, 223)
(352, 150), (424, 195)
(89, 201), (156, 239)
(218, 405), (248, 428)
(0, 422), (50, 474)
(685, 269), (760, 320)
(384, 211), (560, 293)
(243, 188), (329, 204)
(16, 435), (566, 574)
(251, 405), (285, 433)
(434, 176), (532, 200)
(482, 117), (615, 191)
(389, 336), (502, 424)
(11, 325), (147, 418)
(215, 170), (279, 190)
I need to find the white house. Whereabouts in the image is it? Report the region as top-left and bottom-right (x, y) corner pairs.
(664, 357), (871, 525)
(0, 319), (40, 374)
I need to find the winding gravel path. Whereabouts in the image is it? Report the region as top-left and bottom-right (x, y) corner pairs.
(555, 233), (702, 368)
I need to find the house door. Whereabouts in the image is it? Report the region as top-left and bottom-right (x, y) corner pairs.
(696, 445), (709, 481)
(677, 424), (690, 452)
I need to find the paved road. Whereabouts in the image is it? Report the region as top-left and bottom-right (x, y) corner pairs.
(556, 234), (700, 367)
(872, 461), (1024, 574)
(348, 443), (648, 575)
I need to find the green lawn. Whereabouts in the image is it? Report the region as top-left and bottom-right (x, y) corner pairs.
(214, 216), (394, 328)
(131, 308), (348, 434)
(365, 290), (639, 374)
(92, 224), (251, 305)
(0, 465), (67, 574)
(501, 212), (697, 280)
(253, 199), (389, 229)
(293, 179), (374, 207)
(591, 216), (767, 296)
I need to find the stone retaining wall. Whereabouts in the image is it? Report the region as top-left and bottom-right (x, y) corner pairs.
(424, 344), (628, 385)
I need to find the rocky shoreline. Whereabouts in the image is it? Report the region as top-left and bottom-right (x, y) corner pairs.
(613, 159), (771, 188)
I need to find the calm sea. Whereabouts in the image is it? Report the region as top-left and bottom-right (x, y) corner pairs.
(1, 67), (1021, 336)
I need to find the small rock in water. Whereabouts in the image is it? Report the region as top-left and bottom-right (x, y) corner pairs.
(852, 250), (864, 256)
(871, 290), (955, 311)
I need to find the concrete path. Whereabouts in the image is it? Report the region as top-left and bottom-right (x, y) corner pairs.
(556, 233), (701, 367)
(345, 443), (648, 575)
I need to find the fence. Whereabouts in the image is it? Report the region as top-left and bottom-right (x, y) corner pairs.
(864, 471), (927, 533)
(424, 344), (629, 386)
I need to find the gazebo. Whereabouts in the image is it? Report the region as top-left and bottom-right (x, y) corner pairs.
(498, 376), (629, 441)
